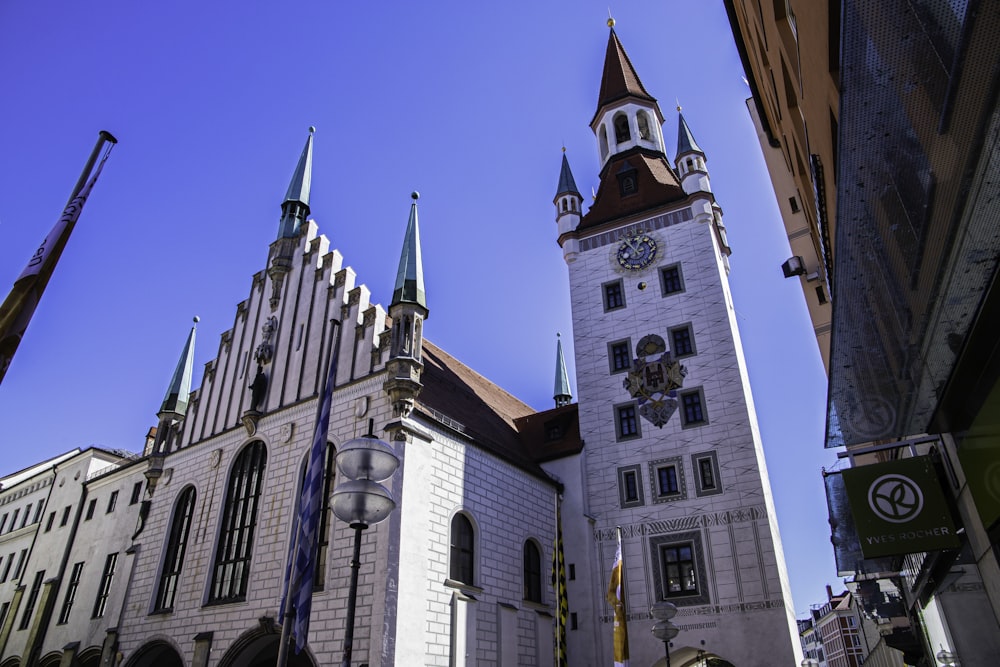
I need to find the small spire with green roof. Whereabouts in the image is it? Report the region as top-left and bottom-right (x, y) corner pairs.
(554, 333), (572, 407)
(276, 127), (315, 239)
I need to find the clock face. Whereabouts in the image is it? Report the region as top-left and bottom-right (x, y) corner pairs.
(616, 234), (658, 270)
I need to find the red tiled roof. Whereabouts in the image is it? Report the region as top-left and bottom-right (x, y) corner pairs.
(578, 149), (687, 231)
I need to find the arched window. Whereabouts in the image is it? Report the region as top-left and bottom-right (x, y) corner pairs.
(637, 111), (651, 140)
(154, 486), (196, 611)
(599, 126), (609, 160)
(561, 199), (567, 212)
(523, 541), (542, 603)
(450, 513), (475, 584)
(305, 442), (337, 590)
(614, 113), (631, 144)
(209, 441), (267, 603)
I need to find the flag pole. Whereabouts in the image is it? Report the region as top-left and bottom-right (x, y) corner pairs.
(277, 319), (342, 667)
(0, 130), (117, 385)
(66, 130), (117, 206)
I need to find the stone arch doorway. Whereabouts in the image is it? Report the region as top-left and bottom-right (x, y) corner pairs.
(650, 646), (734, 667)
(77, 647), (103, 667)
(218, 625), (316, 667)
(124, 640), (184, 667)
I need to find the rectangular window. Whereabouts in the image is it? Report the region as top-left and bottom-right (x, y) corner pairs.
(659, 264), (684, 296)
(13, 549), (27, 579)
(9, 509), (19, 532)
(58, 562), (85, 625)
(615, 403), (640, 441)
(19, 569), (45, 630)
(692, 451), (722, 497)
(570, 612), (578, 630)
(20, 505), (31, 529)
(92, 553), (118, 618)
(680, 388), (707, 427)
(608, 339), (632, 373)
(32, 503), (43, 524)
(623, 471), (639, 502)
(85, 499), (97, 521)
(669, 324), (695, 358)
(568, 563), (576, 581)
(106, 491), (118, 514)
(0, 514), (6, 533)
(0, 602), (7, 633)
(660, 544), (698, 598)
(698, 459), (716, 489)
(617, 465), (644, 508)
(130, 482), (144, 505)
(0, 553), (13, 583)
(603, 280), (626, 311)
(657, 465), (679, 496)
(60, 505), (71, 527)
(45, 512), (55, 532)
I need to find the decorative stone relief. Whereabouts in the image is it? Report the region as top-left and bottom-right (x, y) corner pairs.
(255, 316), (278, 366)
(279, 422), (294, 443)
(209, 450), (222, 468)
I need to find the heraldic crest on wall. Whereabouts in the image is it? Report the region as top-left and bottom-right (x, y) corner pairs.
(623, 334), (687, 428)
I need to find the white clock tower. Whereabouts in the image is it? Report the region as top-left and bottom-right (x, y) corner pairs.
(555, 21), (801, 667)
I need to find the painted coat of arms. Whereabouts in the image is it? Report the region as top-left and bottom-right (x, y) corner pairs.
(623, 334), (687, 428)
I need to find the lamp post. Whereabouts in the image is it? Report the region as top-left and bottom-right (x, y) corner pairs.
(650, 601), (680, 667)
(331, 434), (400, 667)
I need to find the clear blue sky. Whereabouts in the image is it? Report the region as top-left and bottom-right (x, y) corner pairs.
(0, 1), (837, 615)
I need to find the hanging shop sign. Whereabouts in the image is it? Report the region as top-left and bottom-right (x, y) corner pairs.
(842, 457), (960, 559)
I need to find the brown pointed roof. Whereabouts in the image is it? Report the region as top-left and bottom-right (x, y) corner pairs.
(592, 28), (657, 126)
(575, 148), (688, 232)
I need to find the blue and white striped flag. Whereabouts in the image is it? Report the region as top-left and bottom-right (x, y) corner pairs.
(280, 326), (341, 653)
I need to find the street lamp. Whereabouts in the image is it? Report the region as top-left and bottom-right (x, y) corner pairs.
(331, 434), (400, 667)
(650, 601), (680, 667)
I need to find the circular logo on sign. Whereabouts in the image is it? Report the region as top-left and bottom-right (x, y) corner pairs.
(867, 474), (924, 524)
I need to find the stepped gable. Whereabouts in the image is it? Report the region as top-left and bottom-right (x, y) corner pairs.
(515, 403), (582, 463)
(417, 339), (552, 481)
(578, 148), (687, 231)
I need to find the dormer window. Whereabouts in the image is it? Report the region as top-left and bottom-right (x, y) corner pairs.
(614, 113), (631, 144)
(617, 160), (638, 197)
(637, 111), (651, 140)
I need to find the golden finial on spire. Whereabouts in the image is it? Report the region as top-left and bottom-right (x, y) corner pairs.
(676, 99), (682, 112)
(562, 146), (566, 153)
(607, 8), (615, 28)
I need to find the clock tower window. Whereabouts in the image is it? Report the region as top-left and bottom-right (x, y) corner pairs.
(613, 112), (631, 144)
(659, 264), (685, 296)
(603, 280), (626, 311)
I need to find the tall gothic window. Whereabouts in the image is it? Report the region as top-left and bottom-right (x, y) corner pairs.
(450, 513), (475, 585)
(154, 486), (197, 611)
(209, 441), (267, 603)
(523, 541), (542, 603)
(299, 443), (337, 590)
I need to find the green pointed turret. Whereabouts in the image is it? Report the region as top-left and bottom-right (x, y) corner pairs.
(554, 333), (572, 407)
(276, 128), (315, 239)
(555, 153), (581, 199)
(160, 317), (198, 417)
(391, 192), (427, 310)
(676, 112), (704, 157)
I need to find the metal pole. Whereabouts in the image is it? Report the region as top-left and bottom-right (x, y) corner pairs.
(665, 641), (671, 667)
(341, 523), (366, 667)
(65, 130), (117, 206)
